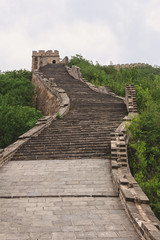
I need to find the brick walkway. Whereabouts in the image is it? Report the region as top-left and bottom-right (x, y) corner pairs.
(0, 159), (116, 197)
(0, 159), (140, 239)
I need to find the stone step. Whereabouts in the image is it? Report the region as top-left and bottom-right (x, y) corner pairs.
(17, 143), (109, 149)
(11, 64), (127, 161)
(27, 138), (111, 143)
(14, 149), (109, 157)
(11, 153), (107, 161)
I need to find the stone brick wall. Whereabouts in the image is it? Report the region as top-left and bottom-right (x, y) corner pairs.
(110, 86), (160, 240)
(66, 65), (82, 80)
(32, 72), (60, 116)
(61, 56), (69, 65)
(32, 50), (60, 71)
(0, 116), (53, 167)
(108, 63), (151, 70)
(125, 84), (138, 113)
(32, 70), (70, 117)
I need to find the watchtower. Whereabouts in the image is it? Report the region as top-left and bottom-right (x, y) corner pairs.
(32, 50), (60, 71)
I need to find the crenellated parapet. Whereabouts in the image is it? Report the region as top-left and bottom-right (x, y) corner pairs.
(110, 85), (160, 240)
(32, 50), (60, 71)
(125, 84), (138, 113)
(109, 63), (151, 70)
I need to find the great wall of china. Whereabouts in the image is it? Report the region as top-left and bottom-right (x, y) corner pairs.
(108, 63), (151, 70)
(0, 50), (159, 240)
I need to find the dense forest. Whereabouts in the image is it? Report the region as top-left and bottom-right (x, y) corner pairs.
(0, 70), (42, 149)
(69, 55), (160, 219)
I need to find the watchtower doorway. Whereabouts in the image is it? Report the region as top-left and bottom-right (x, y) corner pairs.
(52, 60), (56, 64)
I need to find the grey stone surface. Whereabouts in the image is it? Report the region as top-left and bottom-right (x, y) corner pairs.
(0, 197), (140, 240)
(0, 159), (117, 197)
(0, 159), (141, 239)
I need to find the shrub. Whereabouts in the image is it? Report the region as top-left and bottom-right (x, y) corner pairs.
(0, 70), (42, 148)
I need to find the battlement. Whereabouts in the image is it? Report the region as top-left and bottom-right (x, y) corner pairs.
(108, 63), (151, 70)
(32, 50), (60, 71)
(32, 50), (60, 57)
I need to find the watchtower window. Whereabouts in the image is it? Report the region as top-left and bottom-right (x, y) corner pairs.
(52, 60), (56, 64)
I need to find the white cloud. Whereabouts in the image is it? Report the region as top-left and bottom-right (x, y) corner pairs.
(146, 0), (160, 32)
(0, 29), (32, 70)
(0, 0), (160, 70)
(30, 20), (121, 65)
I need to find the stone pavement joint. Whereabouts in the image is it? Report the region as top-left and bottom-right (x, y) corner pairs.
(0, 195), (118, 199)
(0, 159), (140, 239)
(0, 159), (117, 198)
(0, 197), (140, 240)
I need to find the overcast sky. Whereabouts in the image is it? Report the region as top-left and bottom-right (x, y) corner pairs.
(0, 0), (160, 71)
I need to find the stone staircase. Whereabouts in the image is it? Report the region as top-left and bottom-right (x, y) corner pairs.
(11, 64), (127, 161)
(0, 63), (144, 240)
(1, 63), (159, 239)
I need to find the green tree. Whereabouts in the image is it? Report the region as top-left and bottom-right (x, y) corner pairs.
(0, 70), (42, 148)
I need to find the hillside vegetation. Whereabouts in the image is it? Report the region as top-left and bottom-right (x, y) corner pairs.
(0, 70), (42, 148)
(69, 55), (160, 219)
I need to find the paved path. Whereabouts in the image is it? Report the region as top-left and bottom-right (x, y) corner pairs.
(0, 197), (139, 240)
(0, 159), (117, 197)
(0, 159), (140, 239)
